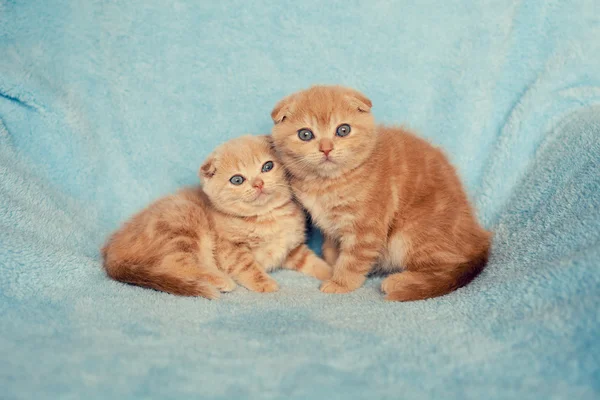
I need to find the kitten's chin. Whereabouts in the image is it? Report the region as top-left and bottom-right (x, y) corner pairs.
(317, 158), (344, 174)
(245, 191), (291, 216)
(293, 158), (353, 179)
(316, 166), (348, 179)
(250, 190), (273, 204)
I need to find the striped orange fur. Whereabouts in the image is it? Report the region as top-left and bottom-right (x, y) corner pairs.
(102, 135), (331, 299)
(271, 86), (491, 301)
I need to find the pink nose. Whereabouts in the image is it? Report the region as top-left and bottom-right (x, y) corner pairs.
(253, 178), (264, 190)
(319, 139), (334, 157)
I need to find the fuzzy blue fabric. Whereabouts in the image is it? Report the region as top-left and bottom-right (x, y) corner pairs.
(1, 1), (599, 399)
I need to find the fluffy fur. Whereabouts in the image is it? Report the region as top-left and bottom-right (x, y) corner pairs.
(271, 86), (491, 301)
(102, 135), (331, 299)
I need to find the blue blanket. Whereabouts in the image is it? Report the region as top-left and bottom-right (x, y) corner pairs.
(1, 1), (599, 399)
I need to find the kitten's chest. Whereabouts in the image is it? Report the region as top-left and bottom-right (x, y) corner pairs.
(295, 188), (355, 238)
(249, 208), (305, 270)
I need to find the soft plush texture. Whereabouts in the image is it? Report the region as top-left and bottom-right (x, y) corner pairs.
(1, 1), (599, 399)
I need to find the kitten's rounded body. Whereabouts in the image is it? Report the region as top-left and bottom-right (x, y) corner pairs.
(271, 86), (491, 301)
(211, 197), (306, 272)
(102, 135), (331, 299)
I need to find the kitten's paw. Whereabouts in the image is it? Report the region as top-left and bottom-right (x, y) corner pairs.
(314, 265), (333, 281)
(381, 274), (402, 294)
(216, 276), (237, 293)
(320, 280), (353, 294)
(204, 274), (237, 293)
(251, 277), (279, 293)
(310, 260), (333, 281)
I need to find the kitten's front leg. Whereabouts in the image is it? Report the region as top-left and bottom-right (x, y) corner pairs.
(320, 232), (383, 294)
(220, 244), (279, 293)
(321, 236), (339, 266)
(283, 244), (332, 281)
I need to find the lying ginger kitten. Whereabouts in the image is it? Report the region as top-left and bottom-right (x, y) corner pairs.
(102, 135), (332, 299)
(271, 86), (491, 301)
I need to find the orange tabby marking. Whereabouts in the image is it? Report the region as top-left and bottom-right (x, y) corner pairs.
(271, 86), (491, 301)
(102, 135), (332, 299)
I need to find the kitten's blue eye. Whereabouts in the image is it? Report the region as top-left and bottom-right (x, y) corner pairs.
(336, 124), (351, 137)
(261, 161), (274, 172)
(229, 175), (245, 185)
(298, 129), (314, 141)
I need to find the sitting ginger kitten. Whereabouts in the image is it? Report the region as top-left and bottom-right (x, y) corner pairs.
(270, 86), (491, 301)
(102, 135), (332, 299)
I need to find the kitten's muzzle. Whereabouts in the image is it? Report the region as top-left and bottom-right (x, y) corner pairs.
(252, 177), (264, 191)
(319, 138), (334, 157)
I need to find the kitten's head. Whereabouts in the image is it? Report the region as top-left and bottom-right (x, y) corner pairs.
(270, 85), (376, 179)
(199, 135), (292, 217)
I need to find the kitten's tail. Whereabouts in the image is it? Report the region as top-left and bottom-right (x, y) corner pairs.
(104, 260), (220, 299)
(384, 248), (489, 302)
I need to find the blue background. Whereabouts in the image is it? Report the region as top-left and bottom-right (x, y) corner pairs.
(1, 1), (599, 399)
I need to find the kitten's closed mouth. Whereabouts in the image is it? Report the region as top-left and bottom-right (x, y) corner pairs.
(254, 191), (270, 201)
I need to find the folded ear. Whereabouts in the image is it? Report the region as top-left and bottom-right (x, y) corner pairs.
(346, 88), (372, 113)
(256, 134), (276, 151)
(199, 156), (216, 180)
(271, 94), (297, 124)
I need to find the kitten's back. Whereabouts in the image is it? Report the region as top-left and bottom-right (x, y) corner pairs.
(102, 187), (220, 299)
